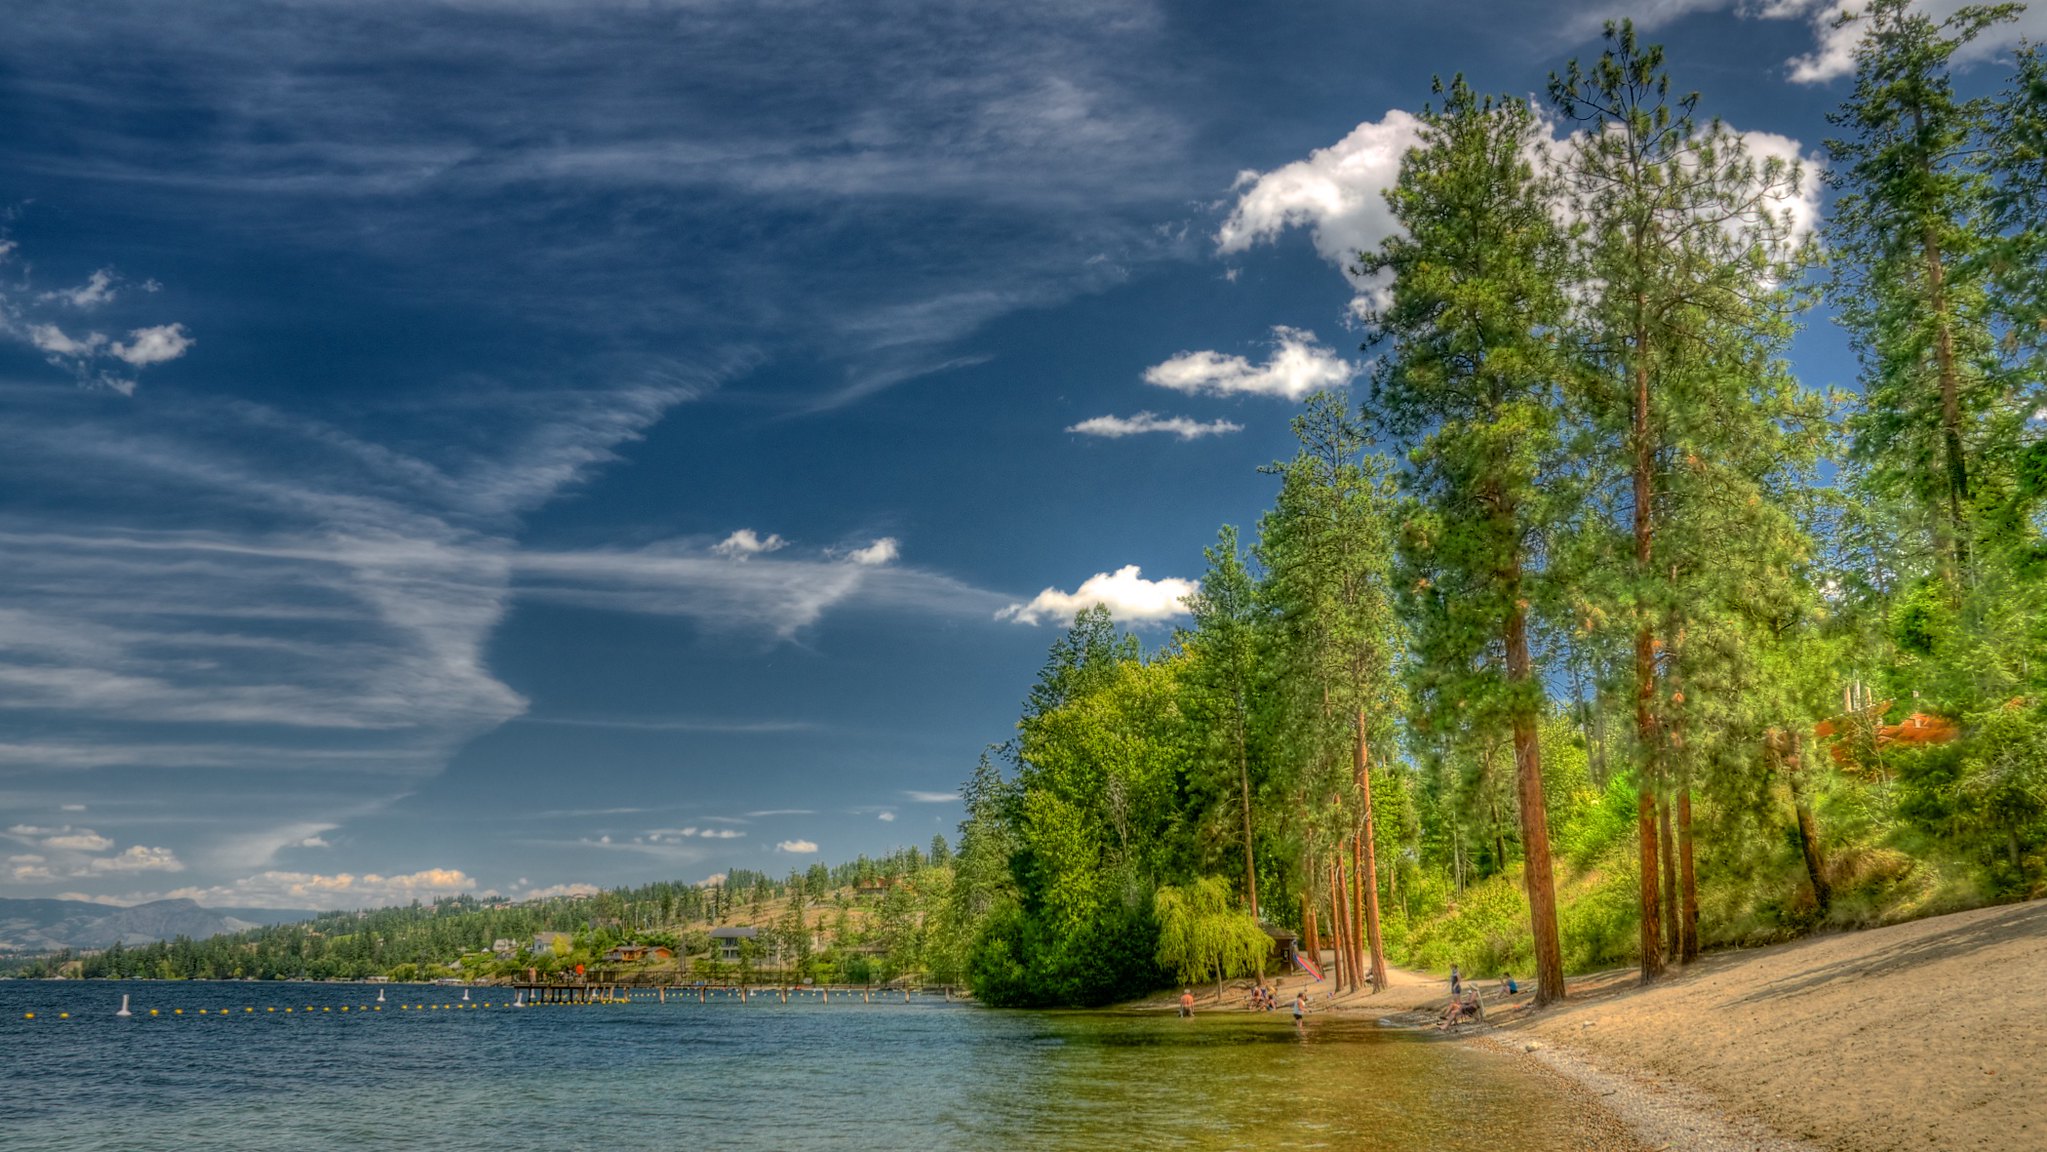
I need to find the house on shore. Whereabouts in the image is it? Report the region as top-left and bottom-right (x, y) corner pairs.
(531, 931), (573, 956)
(602, 944), (675, 963)
(709, 926), (757, 963)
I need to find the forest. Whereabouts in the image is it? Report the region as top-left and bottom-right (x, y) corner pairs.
(941, 4), (2047, 1007)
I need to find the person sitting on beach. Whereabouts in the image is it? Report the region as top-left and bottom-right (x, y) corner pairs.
(1503, 973), (1519, 996)
(1439, 994), (1477, 1030)
(1179, 989), (1195, 1018)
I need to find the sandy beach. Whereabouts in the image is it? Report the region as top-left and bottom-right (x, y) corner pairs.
(1168, 898), (2046, 1151)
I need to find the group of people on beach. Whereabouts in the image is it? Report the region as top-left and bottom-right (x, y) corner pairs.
(1437, 963), (1521, 1030)
(1176, 981), (1309, 1025)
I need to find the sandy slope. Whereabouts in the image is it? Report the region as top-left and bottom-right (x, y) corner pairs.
(1473, 899), (2047, 1152)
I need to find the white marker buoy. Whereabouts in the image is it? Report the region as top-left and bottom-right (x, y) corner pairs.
(377, 988), (386, 1003)
(116, 994), (132, 1018)
(462, 988), (470, 1001)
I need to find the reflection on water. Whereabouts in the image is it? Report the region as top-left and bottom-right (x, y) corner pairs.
(0, 983), (1612, 1151)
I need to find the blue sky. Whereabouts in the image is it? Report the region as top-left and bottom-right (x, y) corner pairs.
(1, 1), (2039, 910)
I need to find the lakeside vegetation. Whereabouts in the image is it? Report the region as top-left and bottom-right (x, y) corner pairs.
(940, 5), (2047, 1006)
(0, 852), (953, 983)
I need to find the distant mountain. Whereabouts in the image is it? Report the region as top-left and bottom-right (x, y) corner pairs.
(0, 897), (316, 953)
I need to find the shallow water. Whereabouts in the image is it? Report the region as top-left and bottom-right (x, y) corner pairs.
(1, 981), (1607, 1150)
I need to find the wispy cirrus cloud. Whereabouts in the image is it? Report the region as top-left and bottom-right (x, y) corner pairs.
(1067, 412), (1243, 440)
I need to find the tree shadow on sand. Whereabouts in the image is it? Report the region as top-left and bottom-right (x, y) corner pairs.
(1721, 901), (2047, 1006)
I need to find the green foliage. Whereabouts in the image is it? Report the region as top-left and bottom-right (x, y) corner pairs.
(1152, 876), (1270, 989)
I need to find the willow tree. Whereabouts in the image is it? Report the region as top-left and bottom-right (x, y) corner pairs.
(1153, 876), (1271, 1001)
(1825, 0), (2020, 591)
(1258, 392), (1401, 992)
(1360, 76), (1570, 1005)
(1551, 21), (1815, 981)
(1182, 525), (1268, 919)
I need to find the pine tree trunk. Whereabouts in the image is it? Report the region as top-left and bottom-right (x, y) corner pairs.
(1355, 714), (1389, 992)
(1327, 859), (1350, 993)
(1301, 889), (1318, 972)
(1350, 832), (1367, 989)
(1677, 785), (1699, 963)
(1659, 797), (1678, 960)
(1505, 594), (1566, 1006)
(1632, 331), (1665, 983)
(1237, 721), (1258, 920)
(1338, 852), (1360, 994)
(1910, 103), (1971, 580)
(1795, 800), (1830, 915)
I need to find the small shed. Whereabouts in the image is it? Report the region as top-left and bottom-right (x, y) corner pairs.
(1260, 924), (1298, 966)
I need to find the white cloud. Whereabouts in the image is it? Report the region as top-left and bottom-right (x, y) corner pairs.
(520, 881), (601, 900)
(28, 323), (106, 358)
(12, 861), (54, 881)
(43, 830), (114, 852)
(110, 323), (194, 367)
(59, 803), (86, 812)
(43, 268), (119, 309)
(696, 872), (728, 888)
(7, 824), (61, 837)
(1742, 1), (2047, 84)
(645, 826), (746, 841)
(158, 866), (479, 909)
(877, 811), (896, 822)
(845, 537), (900, 567)
(1068, 412), (1243, 440)
(1142, 327), (1355, 400)
(1217, 110), (1423, 304)
(1228, 105), (1820, 309)
(87, 845), (184, 873)
(903, 790), (957, 803)
(997, 564), (1197, 626)
(711, 528), (787, 560)
(776, 839), (819, 854)
(299, 835), (331, 848)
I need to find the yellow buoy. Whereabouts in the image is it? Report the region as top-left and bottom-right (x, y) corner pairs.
(266, 1007), (275, 1013)
(322, 1007), (330, 1013)
(59, 1012), (70, 1019)
(173, 1009), (183, 1015)
(22, 1013), (31, 1019)
(150, 1009), (159, 1016)
(245, 1008), (254, 1013)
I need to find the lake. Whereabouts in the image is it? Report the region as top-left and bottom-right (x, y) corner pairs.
(0, 981), (1629, 1150)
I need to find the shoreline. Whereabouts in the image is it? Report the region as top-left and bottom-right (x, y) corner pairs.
(1425, 898), (2042, 1152)
(1132, 897), (2044, 1151)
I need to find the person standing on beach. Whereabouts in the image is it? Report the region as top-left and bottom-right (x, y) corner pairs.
(1292, 992), (1306, 1026)
(1450, 964), (1462, 998)
(1179, 989), (1195, 1018)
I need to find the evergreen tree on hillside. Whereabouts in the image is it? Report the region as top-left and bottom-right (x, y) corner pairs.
(1360, 76), (1572, 1004)
(1551, 19), (1817, 980)
(1258, 393), (1402, 992)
